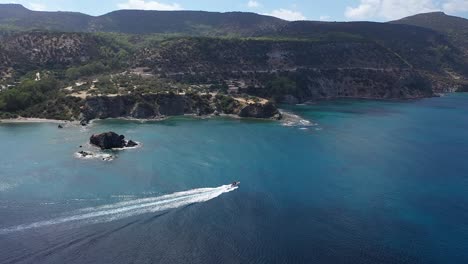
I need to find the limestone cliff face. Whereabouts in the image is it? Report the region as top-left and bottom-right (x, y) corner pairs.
(242, 68), (434, 103)
(82, 94), (187, 120)
(81, 94), (280, 121)
(136, 37), (459, 102)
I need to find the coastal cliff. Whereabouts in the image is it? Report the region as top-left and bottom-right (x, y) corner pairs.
(242, 68), (434, 103)
(81, 93), (281, 121)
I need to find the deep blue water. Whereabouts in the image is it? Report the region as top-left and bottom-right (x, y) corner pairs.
(0, 94), (467, 264)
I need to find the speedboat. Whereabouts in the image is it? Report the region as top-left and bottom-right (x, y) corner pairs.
(231, 181), (240, 187)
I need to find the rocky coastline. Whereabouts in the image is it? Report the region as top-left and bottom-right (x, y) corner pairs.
(79, 93), (282, 124)
(0, 93), (282, 124)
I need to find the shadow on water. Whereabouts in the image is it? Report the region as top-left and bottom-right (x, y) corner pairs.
(140, 211), (171, 225)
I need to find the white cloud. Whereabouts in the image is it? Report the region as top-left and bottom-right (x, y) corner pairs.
(319, 15), (332, 21)
(345, 0), (379, 19)
(117, 0), (182, 11)
(264, 8), (306, 21)
(345, 0), (439, 20)
(247, 0), (261, 8)
(443, 0), (468, 13)
(28, 2), (47, 11)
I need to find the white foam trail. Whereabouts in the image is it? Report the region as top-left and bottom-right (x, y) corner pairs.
(280, 111), (314, 127)
(0, 185), (237, 234)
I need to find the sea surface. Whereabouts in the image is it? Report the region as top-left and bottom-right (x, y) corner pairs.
(0, 94), (467, 264)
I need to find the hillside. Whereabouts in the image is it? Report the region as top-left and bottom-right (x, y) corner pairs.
(0, 4), (286, 36)
(391, 12), (468, 56)
(0, 5), (467, 120)
(91, 10), (286, 36)
(277, 21), (468, 75)
(0, 4), (91, 32)
(0, 32), (455, 106)
(392, 12), (468, 33)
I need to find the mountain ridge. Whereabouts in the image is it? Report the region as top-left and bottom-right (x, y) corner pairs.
(0, 4), (287, 36)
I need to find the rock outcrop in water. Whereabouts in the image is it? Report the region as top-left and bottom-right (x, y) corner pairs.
(90, 132), (138, 150)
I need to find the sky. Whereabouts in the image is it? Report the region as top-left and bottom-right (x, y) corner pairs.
(1, 0), (468, 21)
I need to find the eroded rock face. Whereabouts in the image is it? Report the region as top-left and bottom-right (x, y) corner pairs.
(81, 94), (282, 121)
(130, 102), (156, 119)
(81, 94), (187, 121)
(90, 132), (138, 149)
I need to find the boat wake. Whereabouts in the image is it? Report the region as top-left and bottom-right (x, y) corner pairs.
(0, 184), (238, 234)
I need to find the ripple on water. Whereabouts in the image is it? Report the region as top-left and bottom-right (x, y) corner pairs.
(0, 182), (16, 192)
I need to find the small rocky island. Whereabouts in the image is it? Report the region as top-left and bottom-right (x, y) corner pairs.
(76, 132), (138, 161)
(90, 132), (138, 150)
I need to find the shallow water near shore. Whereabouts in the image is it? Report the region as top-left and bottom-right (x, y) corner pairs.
(0, 94), (468, 263)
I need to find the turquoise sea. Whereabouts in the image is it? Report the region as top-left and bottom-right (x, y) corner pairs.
(0, 94), (467, 264)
